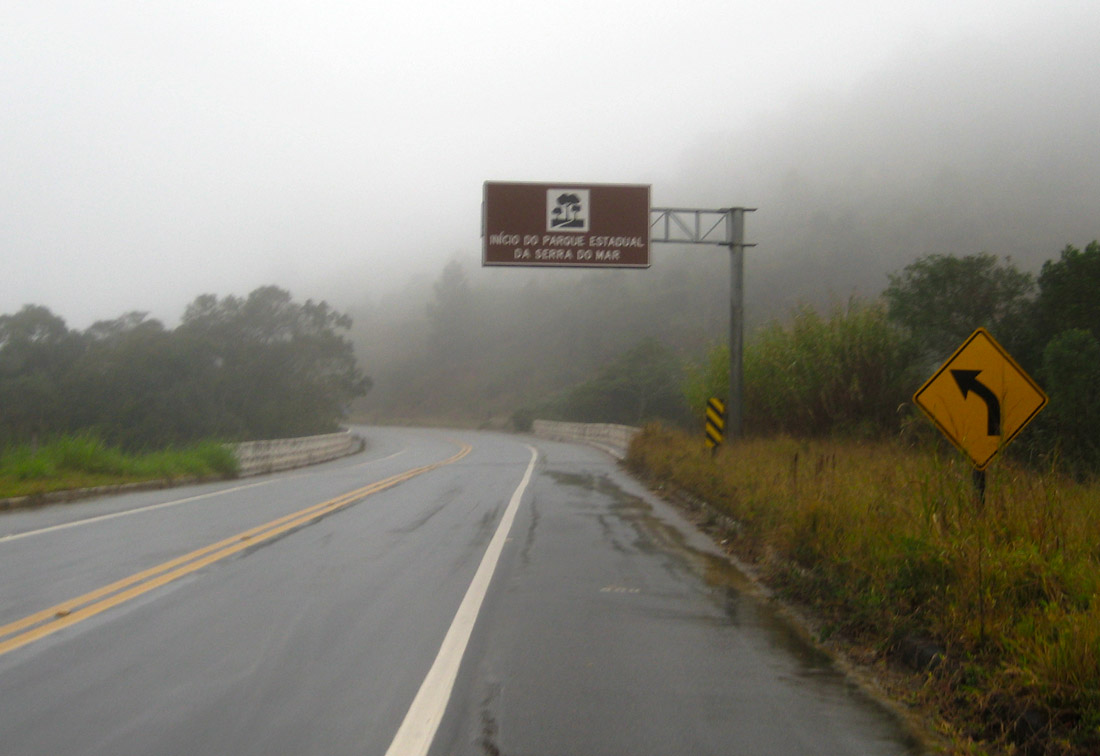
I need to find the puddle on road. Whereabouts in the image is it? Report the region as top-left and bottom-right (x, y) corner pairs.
(545, 469), (826, 666)
(544, 467), (927, 755)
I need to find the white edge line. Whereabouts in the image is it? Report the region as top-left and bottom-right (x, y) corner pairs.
(0, 479), (277, 543)
(383, 444), (539, 756)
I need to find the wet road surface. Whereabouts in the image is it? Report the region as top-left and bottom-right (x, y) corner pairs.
(0, 427), (927, 755)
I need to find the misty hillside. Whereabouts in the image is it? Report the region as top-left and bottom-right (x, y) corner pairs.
(669, 17), (1099, 320)
(348, 18), (1097, 426)
(349, 254), (729, 425)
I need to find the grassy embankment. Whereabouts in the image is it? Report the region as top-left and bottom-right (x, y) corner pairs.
(627, 424), (1099, 755)
(0, 435), (239, 500)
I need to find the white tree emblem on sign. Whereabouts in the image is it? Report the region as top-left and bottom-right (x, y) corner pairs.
(546, 189), (590, 232)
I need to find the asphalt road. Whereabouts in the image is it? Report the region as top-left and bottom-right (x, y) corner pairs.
(0, 427), (927, 755)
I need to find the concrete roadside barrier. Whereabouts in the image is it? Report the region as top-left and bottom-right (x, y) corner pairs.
(231, 429), (364, 477)
(531, 420), (640, 460)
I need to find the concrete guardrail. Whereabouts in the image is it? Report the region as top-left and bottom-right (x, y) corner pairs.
(231, 429), (363, 477)
(531, 420), (640, 459)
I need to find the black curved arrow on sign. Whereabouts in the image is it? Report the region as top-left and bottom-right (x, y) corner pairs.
(951, 369), (1001, 436)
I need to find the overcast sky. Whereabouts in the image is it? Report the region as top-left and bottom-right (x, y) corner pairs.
(4, 1), (1098, 327)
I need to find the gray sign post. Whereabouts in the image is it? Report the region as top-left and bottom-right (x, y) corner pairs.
(650, 207), (754, 440)
(483, 185), (753, 440)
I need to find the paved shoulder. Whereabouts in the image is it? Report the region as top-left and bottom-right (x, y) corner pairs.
(436, 436), (926, 755)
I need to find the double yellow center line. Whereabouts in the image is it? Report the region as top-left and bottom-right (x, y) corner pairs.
(0, 443), (472, 658)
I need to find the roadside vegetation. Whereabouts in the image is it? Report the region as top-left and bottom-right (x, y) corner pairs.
(0, 286), (366, 499)
(0, 286), (370, 451)
(0, 435), (238, 500)
(628, 427), (1099, 754)
(678, 243), (1100, 478)
(614, 242), (1100, 754)
(4, 237), (1095, 749)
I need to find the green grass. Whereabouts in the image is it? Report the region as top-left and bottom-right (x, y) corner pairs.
(627, 424), (1100, 755)
(0, 435), (238, 499)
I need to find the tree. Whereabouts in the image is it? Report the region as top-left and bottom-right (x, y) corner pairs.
(1036, 241), (1100, 341)
(556, 339), (690, 426)
(883, 253), (1034, 362)
(71, 312), (211, 448)
(425, 261), (474, 359)
(177, 286), (370, 439)
(0, 290), (370, 450)
(0, 304), (79, 375)
(0, 305), (84, 444)
(84, 311), (164, 342)
(1020, 328), (1100, 477)
(1021, 242), (1100, 474)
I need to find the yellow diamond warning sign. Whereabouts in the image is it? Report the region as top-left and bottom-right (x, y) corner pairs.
(913, 328), (1047, 470)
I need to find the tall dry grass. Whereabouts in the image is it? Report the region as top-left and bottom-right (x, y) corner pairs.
(627, 424), (1100, 754)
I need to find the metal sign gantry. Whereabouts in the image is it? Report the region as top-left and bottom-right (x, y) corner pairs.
(650, 208), (744, 246)
(650, 207), (755, 440)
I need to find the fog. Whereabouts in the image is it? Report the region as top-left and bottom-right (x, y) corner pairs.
(686, 14), (1100, 321)
(4, 2), (1097, 343)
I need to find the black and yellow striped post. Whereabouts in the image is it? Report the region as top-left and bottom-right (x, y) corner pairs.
(705, 397), (726, 452)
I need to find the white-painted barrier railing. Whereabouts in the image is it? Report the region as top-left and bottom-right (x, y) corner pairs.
(231, 430), (363, 477)
(531, 420), (640, 459)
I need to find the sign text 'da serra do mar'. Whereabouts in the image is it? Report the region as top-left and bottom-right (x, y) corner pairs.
(482, 182), (650, 268)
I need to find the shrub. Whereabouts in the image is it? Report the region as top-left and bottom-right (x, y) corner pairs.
(0, 435), (238, 498)
(1036, 329), (1100, 476)
(688, 300), (920, 437)
(193, 441), (239, 478)
(511, 407), (534, 432)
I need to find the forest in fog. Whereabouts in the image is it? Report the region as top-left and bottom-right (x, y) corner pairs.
(349, 239), (1100, 476)
(348, 249), (731, 426)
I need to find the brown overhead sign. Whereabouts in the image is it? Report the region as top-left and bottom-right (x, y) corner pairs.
(482, 181), (651, 268)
